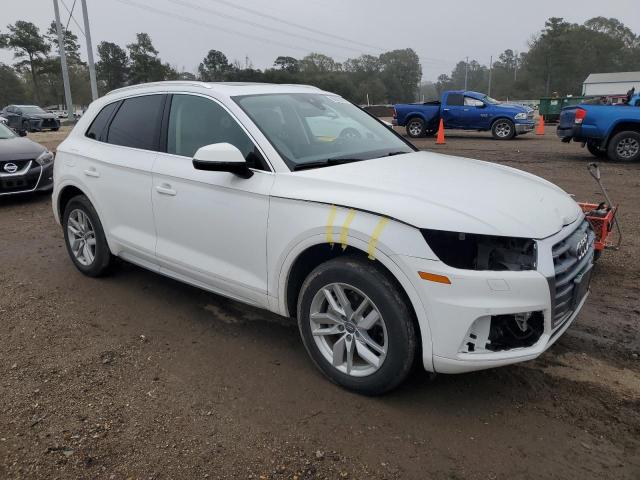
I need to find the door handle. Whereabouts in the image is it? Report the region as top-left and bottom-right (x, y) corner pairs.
(156, 183), (176, 196)
(83, 167), (100, 178)
(443, 108), (450, 111)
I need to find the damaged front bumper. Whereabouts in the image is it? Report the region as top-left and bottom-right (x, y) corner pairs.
(394, 219), (594, 374)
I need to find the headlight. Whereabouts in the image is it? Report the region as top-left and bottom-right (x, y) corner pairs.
(421, 229), (536, 271)
(36, 150), (54, 166)
(514, 112), (528, 120)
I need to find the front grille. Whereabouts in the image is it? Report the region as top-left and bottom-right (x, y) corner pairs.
(0, 159), (32, 172)
(527, 112), (534, 120)
(550, 219), (595, 328)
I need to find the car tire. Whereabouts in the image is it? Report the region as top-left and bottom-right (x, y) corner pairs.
(62, 195), (113, 277)
(52, 127), (60, 132)
(587, 142), (607, 158)
(297, 255), (417, 395)
(606, 131), (640, 162)
(491, 119), (516, 140)
(22, 120), (30, 133)
(406, 118), (425, 138)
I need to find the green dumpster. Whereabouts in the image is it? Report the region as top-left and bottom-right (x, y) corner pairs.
(539, 96), (587, 123)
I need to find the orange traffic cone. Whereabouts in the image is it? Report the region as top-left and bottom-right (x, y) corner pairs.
(536, 116), (545, 135)
(436, 118), (446, 144)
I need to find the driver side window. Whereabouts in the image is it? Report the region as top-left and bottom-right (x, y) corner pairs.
(464, 97), (484, 107)
(167, 94), (269, 171)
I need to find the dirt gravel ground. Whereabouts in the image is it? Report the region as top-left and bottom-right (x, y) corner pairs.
(1, 125), (639, 479)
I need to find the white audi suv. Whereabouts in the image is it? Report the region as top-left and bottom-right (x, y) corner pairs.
(52, 81), (595, 394)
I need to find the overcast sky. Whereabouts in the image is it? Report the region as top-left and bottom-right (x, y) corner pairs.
(2, 0), (639, 81)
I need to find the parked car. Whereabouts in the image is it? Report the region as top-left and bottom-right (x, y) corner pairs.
(52, 81), (595, 394)
(1, 105), (61, 133)
(394, 90), (536, 139)
(0, 122), (55, 195)
(557, 94), (640, 162)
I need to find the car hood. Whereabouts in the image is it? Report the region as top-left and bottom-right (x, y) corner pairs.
(491, 103), (530, 114)
(26, 112), (57, 120)
(0, 136), (47, 161)
(273, 151), (581, 239)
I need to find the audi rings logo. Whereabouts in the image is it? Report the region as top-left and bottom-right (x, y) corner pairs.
(3, 162), (18, 174)
(575, 233), (589, 261)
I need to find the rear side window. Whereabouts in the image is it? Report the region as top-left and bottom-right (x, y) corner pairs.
(447, 93), (464, 106)
(85, 102), (119, 141)
(107, 95), (165, 151)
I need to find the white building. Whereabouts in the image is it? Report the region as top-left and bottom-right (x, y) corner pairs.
(582, 71), (640, 96)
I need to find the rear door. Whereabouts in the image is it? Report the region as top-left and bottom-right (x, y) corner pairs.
(151, 93), (274, 306)
(441, 93), (465, 128)
(78, 94), (165, 266)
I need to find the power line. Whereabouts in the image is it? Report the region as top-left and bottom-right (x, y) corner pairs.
(204, 0), (386, 52)
(65, 0), (77, 30)
(60, 0), (85, 36)
(167, 0), (372, 55)
(113, 0), (350, 61)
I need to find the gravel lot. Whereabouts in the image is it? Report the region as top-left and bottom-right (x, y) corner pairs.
(1, 125), (639, 479)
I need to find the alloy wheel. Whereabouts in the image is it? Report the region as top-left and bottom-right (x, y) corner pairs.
(615, 137), (639, 159)
(495, 121), (512, 138)
(309, 283), (388, 377)
(67, 209), (97, 266)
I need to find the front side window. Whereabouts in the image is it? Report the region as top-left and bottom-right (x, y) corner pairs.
(167, 94), (267, 170)
(0, 123), (16, 139)
(464, 97), (484, 107)
(234, 93), (413, 170)
(107, 95), (165, 151)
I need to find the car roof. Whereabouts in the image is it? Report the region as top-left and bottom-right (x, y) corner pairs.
(105, 81), (325, 98)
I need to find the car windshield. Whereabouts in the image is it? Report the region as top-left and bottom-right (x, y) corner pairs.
(233, 93), (413, 170)
(483, 95), (500, 105)
(21, 106), (47, 114)
(0, 123), (16, 139)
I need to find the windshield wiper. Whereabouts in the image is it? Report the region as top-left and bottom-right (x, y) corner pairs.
(292, 157), (363, 171)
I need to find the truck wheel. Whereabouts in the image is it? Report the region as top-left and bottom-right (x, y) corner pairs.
(297, 256), (417, 395)
(406, 118), (425, 138)
(586, 142), (606, 158)
(491, 119), (515, 140)
(607, 131), (640, 162)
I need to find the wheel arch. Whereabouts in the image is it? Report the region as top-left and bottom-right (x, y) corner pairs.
(278, 234), (434, 372)
(604, 120), (640, 147)
(490, 116), (515, 128)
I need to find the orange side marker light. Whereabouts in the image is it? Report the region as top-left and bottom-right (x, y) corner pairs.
(418, 271), (451, 284)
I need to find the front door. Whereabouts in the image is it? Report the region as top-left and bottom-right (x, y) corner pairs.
(152, 93), (274, 306)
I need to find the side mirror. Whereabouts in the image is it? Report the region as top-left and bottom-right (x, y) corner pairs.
(477, 103), (486, 108)
(192, 143), (253, 179)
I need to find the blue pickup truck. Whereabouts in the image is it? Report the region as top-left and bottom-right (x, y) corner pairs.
(557, 95), (640, 162)
(393, 90), (535, 140)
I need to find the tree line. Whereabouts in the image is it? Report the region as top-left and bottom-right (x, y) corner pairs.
(1, 16), (639, 109)
(0, 20), (421, 107)
(429, 17), (640, 100)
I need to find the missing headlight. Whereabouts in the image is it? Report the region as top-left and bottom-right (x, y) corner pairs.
(421, 229), (536, 271)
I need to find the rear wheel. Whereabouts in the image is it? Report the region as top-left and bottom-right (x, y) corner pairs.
(406, 118), (425, 138)
(607, 131), (640, 162)
(491, 119), (515, 140)
(587, 142), (606, 158)
(63, 195), (113, 277)
(297, 256), (417, 395)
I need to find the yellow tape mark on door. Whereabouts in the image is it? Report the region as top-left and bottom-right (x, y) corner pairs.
(326, 204), (337, 246)
(368, 217), (389, 260)
(340, 209), (356, 250)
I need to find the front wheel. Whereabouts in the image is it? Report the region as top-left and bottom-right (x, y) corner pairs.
(297, 256), (417, 395)
(406, 118), (425, 138)
(22, 120), (30, 133)
(63, 195), (113, 277)
(491, 119), (516, 140)
(607, 131), (640, 162)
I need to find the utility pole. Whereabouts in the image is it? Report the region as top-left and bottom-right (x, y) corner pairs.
(464, 56), (469, 90)
(81, 0), (98, 100)
(53, 0), (74, 117)
(487, 55), (493, 96)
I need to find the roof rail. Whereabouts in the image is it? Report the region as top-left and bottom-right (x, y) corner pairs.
(105, 81), (212, 96)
